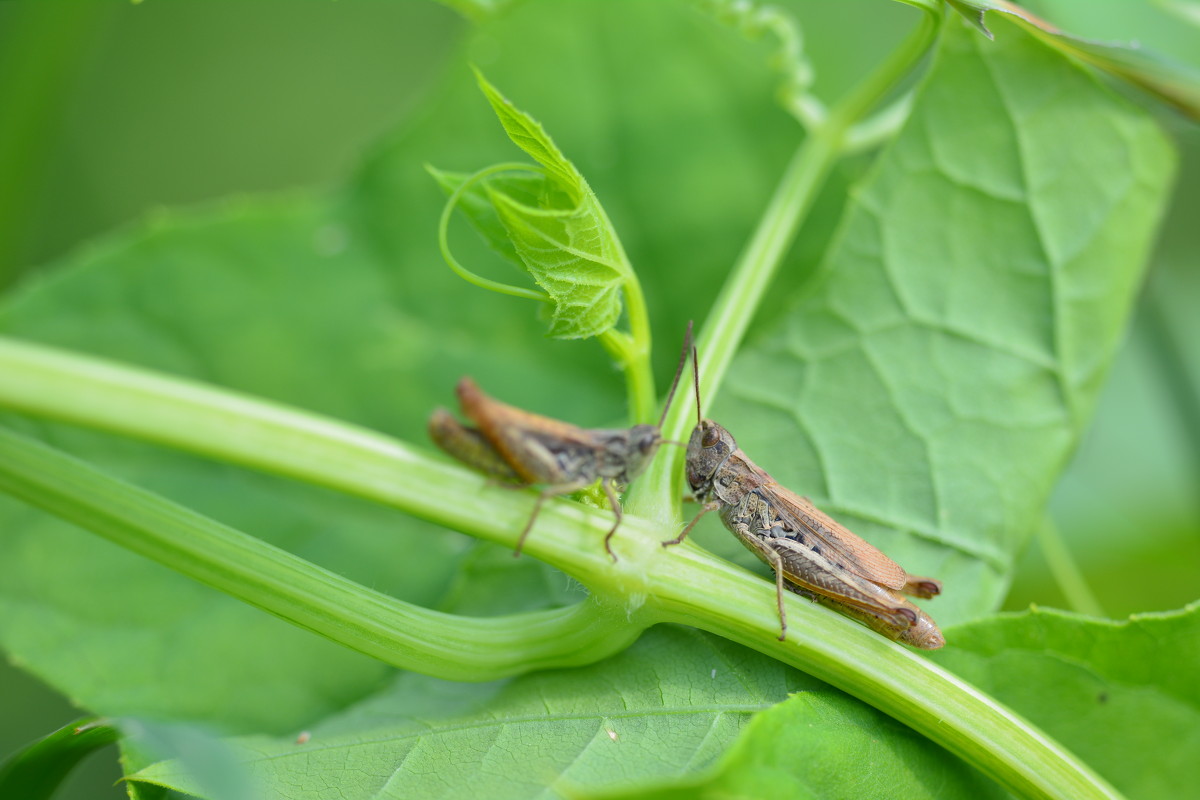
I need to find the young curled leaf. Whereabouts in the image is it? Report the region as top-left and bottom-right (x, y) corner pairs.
(427, 165), (530, 269)
(485, 175), (627, 339)
(431, 71), (633, 339)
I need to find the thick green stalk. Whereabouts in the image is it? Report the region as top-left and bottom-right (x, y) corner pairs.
(0, 423), (639, 681)
(0, 338), (1123, 799)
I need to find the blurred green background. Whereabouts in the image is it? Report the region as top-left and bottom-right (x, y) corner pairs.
(0, 2), (1196, 797)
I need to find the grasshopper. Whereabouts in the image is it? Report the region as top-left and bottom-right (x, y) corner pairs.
(662, 344), (944, 649)
(429, 324), (692, 561)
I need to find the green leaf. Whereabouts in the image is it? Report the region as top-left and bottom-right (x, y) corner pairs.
(584, 691), (1004, 800)
(0, 718), (119, 800)
(432, 71), (634, 339)
(713, 15), (1175, 626)
(128, 627), (994, 800)
(486, 177), (627, 339)
(930, 604), (1200, 800)
(474, 69), (585, 196)
(120, 719), (256, 800)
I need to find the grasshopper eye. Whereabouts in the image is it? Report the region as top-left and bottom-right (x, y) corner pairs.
(701, 425), (721, 448)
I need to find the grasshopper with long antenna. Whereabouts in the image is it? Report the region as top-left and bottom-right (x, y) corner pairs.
(430, 324), (692, 561)
(662, 339), (944, 649)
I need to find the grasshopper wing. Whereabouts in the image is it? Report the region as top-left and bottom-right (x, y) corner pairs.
(456, 377), (599, 486)
(764, 483), (908, 591)
(428, 408), (523, 483)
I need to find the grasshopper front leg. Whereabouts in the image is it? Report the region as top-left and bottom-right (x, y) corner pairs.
(662, 501), (720, 547)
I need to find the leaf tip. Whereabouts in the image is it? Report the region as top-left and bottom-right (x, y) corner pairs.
(425, 163), (463, 199)
(470, 64), (508, 108)
(947, 2), (996, 40)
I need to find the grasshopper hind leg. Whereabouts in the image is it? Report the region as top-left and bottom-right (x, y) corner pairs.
(765, 548), (789, 641)
(429, 409), (522, 483)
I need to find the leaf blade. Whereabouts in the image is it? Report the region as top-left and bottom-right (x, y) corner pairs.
(129, 630), (798, 798)
(930, 604), (1200, 800)
(0, 718), (120, 800)
(714, 14), (1176, 624)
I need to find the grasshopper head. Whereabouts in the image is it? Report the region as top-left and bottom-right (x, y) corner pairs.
(686, 419), (736, 500)
(609, 423), (662, 483)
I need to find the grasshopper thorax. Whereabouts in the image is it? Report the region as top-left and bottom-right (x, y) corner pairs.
(686, 419), (738, 501)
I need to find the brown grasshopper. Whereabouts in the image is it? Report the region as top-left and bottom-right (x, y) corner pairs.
(429, 324), (692, 561)
(662, 344), (944, 649)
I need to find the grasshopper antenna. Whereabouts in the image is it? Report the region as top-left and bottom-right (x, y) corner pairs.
(657, 320), (694, 429)
(692, 333), (702, 425)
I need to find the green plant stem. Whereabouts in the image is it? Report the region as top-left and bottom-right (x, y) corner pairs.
(631, 7), (942, 515)
(619, 271), (656, 424)
(0, 425), (639, 682)
(627, 131), (842, 525)
(598, 322), (654, 426)
(843, 91), (915, 154)
(1037, 518), (1105, 618)
(694, 3), (941, 415)
(0, 337), (1123, 800)
(596, 177), (656, 424)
